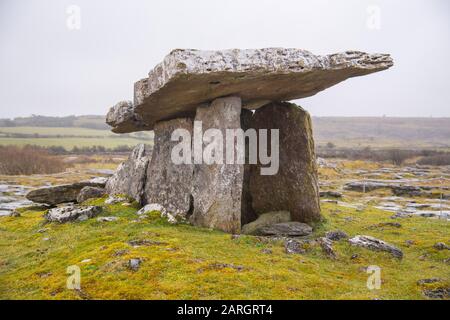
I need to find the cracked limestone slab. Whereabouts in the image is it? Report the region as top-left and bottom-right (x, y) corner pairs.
(107, 48), (393, 133)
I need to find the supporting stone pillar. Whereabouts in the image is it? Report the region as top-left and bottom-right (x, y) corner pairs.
(105, 143), (151, 205)
(249, 102), (321, 224)
(144, 118), (194, 220)
(190, 96), (245, 234)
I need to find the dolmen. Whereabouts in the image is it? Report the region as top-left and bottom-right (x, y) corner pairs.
(106, 48), (393, 234)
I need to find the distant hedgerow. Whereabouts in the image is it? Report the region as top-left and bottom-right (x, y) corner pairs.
(0, 145), (68, 175)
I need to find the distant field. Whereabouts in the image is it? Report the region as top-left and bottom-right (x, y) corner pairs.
(0, 126), (153, 150)
(1, 116), (450, 150)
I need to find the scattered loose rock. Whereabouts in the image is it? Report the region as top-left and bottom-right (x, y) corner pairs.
(433, 242), (450, 250)
(284, 239), (307, 254)
(241, 211), (291, 235)
(128, 258), (142, 271)
(97, 216), (118, 222)
(259, 222), (312, 237)
(325, 230), (348, 241)
(318, 237), (337, 259)
(44, 205), (102, 223)
(348, 235), (403, 259)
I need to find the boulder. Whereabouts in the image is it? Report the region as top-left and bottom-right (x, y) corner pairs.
(44, 205), (102, 223)
(249, 102), (321, 224)
(144, 118), (194, 221)
(284, 239), (307, 254)
(241, 211), (291, 235)
(325, 230), (349, 241)
(190, 96), (245, 233)
(259, 222), (312, 237)
(77, 186), (106, 203)
(105, 144), (151, 204)
(107, 48), (393, 133)
(349, 235), (403, 259)
(26, 180), (106, 206)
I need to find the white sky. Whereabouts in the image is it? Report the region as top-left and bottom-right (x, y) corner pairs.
(0, 0), (449, 118)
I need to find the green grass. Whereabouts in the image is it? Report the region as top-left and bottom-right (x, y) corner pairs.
(0, 201), (448, 300)
(0, 137), (149, 149)
(0, 126), (153, 149)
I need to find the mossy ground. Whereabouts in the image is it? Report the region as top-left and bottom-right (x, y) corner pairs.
(1, 198), (448, 300)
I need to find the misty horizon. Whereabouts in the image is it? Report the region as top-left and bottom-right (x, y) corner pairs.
(1, 0), (450, 118)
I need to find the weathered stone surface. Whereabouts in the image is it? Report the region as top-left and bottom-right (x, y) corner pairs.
(259, 222), (312, 237)
(344, 181), (389, 192)
(108, 48), (393, 133)
(249, 102), (321, 224)
(26, 180), (106, 206)
(144, 118), (194, 221)
(318, 237), (337, 259)
(319, 191), (343, 198)
(190, 97), (244, 233)
(44, 205), (102, 223)
(284, 239), (308, 254)
(106, 101), (151, 134)
(108, 49), (394, 133)
(241, 211), (291, 235)
(77, 186), (106, 203)
(325, 230), (349, 241)
(349, 235), (403, 259)
(105, 144), (151, 204)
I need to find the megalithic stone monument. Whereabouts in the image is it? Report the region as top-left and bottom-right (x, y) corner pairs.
(106, 48), (393, 233)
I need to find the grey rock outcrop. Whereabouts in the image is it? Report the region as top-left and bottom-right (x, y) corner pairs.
(108, 48), (393, 133)
(241, 211), (291, 235)
(77, 186), (106, 203)
(26, 179), (106, 206)
(144, 118), (194, 221)
(45, 205), (102, 223)
(190, 96), (245, 233)
(349, 235), (403, 259)
(105, 144), (151, 204)
(249, 102), (321, 224)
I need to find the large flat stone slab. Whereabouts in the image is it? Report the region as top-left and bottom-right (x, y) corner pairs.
(108, 48), (393, 133)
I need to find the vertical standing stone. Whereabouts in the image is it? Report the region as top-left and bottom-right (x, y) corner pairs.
(190, 96), (245, 233)
(105, 143), (151, 204)
(144, 118), (194, 221)
(249, 102), (321, 224)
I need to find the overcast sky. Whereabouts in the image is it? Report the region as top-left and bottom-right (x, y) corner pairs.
(1, 0), (449, 118)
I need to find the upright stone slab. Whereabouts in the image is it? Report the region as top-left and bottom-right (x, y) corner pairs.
(249, 102), (321, 224)
(190, 96), (245, 233)
(105, 144), (151, 204)
(144, 118), (194, 221)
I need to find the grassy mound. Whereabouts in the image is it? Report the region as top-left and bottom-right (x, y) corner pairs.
(0, 200), (448, 300)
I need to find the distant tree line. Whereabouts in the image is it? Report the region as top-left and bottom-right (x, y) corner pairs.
(0, 115), (110, 130)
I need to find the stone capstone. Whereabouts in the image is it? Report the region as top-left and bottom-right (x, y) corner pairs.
(249, 102), (321, 224)
(107, 48), (393, 133)
(105, 143), (151, 204)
